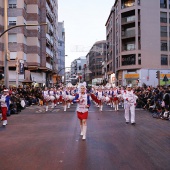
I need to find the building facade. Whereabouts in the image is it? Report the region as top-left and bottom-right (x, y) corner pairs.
(70, 56), (86, 84)
(105, 6), (116, 84)
(0, 0), (58, 87)
(87, 40), (106, 85)
(58, 21), (65, 83)
(107, 0), (170, 87)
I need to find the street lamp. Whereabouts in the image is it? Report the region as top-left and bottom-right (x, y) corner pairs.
(4, 0), (9, 88)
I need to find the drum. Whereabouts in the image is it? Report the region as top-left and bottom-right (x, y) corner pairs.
(69, 95), (75, 101)
(105, 96), (110, 102)
(50, 96), (55, 101)
(56, 94), (60, 99)
(44, 95), (50, 101)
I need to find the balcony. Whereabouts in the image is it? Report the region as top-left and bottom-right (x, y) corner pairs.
(46, 33), (54, 44)
(122, 16), (135, 25)
(122, 29), (135, 39)
(46, 62), (52, 70)
(122, 44), (135, 51)
(121, 0), (135, 9)
(46, 47), (54, 58)
(46, 2), (53, 22)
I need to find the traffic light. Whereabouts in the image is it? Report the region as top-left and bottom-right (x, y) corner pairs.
(156, 71), (160, 79)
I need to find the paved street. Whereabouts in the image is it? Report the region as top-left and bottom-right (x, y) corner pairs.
(0, 103), (170, 170)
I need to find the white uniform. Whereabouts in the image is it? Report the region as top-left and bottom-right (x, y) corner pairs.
(123, 90), (138, 124)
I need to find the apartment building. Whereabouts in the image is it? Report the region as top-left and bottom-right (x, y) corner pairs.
(87, 40), (106, 85)
(105, 6), (116, 83)
(57, 21), (65, 83)
(0, 0), (58, 87)
(107, 0), (170, 87)
(70, 56), (86, 84)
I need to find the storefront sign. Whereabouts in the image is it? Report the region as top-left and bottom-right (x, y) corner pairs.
(125, 73), (139, 79)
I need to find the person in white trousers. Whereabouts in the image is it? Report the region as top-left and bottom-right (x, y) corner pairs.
(123, 84), (138, 125)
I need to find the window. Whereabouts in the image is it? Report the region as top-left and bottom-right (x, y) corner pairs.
(122, 54), (136, 66)
(8, 34), (17, 43)
(138, 0), (140, 5)
(160, 0), (167, 8)
(10, 52), (17, 60)
(138, 54), (141, 65)
(160, 12), (167, 23)
(24, 36), (27, 45)
(161, 55), (168, 65)
(161, 26), (167, 37)
(8, 0), (17, 8)
(8, 17), (17, 25)
(161, 41), (167, 51)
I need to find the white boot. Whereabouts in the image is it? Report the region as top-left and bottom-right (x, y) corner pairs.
(51, 103), (54, 108)
(67, 103), (70, 108)
(82, 125), (87, 140)
(2, 120), (7, 126)
(117, 104), (119, 111)
(64, 105), (66, 111)
(115, 104), (117, 111)
(101, 105), (103, 111)
(80, 125), (83, 136)
(46, 106), (48, 111)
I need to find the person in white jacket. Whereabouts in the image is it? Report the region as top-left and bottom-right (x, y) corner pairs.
(123, 84), (138, 125)
(0, 89), (10, 126)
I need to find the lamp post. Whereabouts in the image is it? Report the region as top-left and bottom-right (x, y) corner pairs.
(4, 0), (9, 88)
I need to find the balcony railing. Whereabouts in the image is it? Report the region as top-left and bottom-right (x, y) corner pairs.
(122, 44), (135, 51)
(46, 33), (54, 44)
(122, 29), (135, 38)
(46, 47), (54, 58)
(46, 62), (52, 69)
(122, 16), (135, 24)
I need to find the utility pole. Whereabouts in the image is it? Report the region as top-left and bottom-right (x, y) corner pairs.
(16, 57), (19, 87)
(4, 0), (9, 88)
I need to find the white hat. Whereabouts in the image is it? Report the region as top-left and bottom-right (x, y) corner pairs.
(3, 89), (9, 92)
(127, 84), (132, 88)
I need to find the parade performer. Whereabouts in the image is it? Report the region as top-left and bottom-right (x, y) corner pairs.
(49, 88), (55, 108)
(113, 86), (119, 111)
(62, 89), (69, 111)
(123, 84), (138, 125)
(43, 87), (50, 111)
(96, 87), (104, 111)
(0, 89), (10, 126)
(73, 83), (91, 140)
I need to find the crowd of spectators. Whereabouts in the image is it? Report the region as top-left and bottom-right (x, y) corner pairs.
(133, 84), (170, 120)
(0, 84), (170, 121)
(0, 85), (44, 116)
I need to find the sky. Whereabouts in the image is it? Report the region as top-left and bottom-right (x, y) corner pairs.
(58, 0), (115, 68)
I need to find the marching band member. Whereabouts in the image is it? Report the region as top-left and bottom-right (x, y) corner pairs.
(113, 86), (119, 111)
(123, 84), (138, 125)
(49, 88), (55, 108)
(0, 89), (10, 126)
(62, 89), (69, 111)
(96, 87), (104, 111)
(43, 87), (50, 112)
(73, 83), (91, 140)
